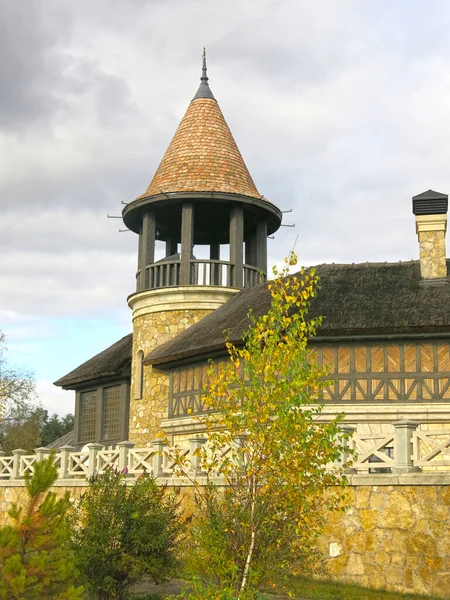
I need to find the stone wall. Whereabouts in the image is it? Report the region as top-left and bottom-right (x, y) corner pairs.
(1, 476), (450, 597)
(319, 478), (450, 598)
(418, 229), (447, 279)
(130, 308), (212, 445)
(0, 481), (88, 527)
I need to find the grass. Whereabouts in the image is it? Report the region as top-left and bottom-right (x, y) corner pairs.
(276, 574), (440, 600)
(129, 575), (442, 600)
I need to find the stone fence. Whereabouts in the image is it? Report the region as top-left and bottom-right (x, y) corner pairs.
(0, 419), (450, 483)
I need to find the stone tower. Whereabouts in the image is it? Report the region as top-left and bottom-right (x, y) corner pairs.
(122, 50), (282, 444)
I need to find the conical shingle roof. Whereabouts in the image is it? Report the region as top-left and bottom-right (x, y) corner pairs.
(137, 53), (261, 201)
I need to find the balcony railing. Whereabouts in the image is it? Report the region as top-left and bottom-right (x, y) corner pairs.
(136, 259), (264, 291)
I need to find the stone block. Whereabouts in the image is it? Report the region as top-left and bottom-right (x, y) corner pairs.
(384, 530), (406, 554)
(417, 486), (437, 504)
(345, 553), (365, 576)
(439, 486), (450, 505)
(369, 492), (385, 511)
(437, 531), (450, 555)
(391, 552), (405, 566)
(379, 492), (415, 529)
(367, 571), (386, 590)
(418, 565), (432, 585)
(374, 552), (390, 566)
(431, 572), (450, 600)
(326, 554), (348, 576)
(384, 564), (405, 586)
(365, 532), (377, 552)
(344, 531), (366, 554)
(404, 567), (414, 588)
(355, 486), (371, 509)
(406, 532), (437, 556)
(360, 509), (377, 531)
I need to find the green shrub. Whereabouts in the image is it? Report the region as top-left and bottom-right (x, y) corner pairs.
(0, 454), (83, 600)
(72, 469), (183, 600)
(179, 483), (304, 594)
(167, 577), (273, 599)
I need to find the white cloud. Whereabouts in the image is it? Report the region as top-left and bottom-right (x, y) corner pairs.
(2, 0), (450, 388)
(36, 380), (74, 417)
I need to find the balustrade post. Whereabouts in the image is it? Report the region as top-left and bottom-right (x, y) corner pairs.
(118, 441), (134, 473)
(59, 445), (75, 479)
(152, 439), (165, 477)
(393, 420), (421, 473)
(0, 450), (5, 477)
(12, 449), (27, 480)
(87, 443), (103, 478)
(234, 434), (247, 470)
(339, 425), (357, 473)
(35, 447), (51, 462)
(189, 437), (207, 477)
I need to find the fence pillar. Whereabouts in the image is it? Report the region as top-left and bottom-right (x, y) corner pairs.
(152, 440), (165, 477)
(12, 449), (27, 480)
(118, 441), (134, 473)
(189, 437), (207, 477)
(59, 445), (75, 479)
(393, 420), (421, 473)
(339, 425), (357, 473)
(87, 443), (103, 478)
(35, 447), (51, 462)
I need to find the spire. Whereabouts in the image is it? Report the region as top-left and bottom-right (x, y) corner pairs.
(194, 47), (215, 100)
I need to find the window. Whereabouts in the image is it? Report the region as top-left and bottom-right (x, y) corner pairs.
(75, 381), (129, 445)
(102, 385), (121, 441)
(79, 389), (98, 443)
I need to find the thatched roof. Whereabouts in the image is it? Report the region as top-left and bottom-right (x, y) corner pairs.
(146, 260), (450, 367)
(47, 429), (78, 450)
(54, 334), (132, 389)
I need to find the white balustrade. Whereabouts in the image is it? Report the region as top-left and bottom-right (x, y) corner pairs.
(2, 423), (450, 483)
(413, 428), (450, 468)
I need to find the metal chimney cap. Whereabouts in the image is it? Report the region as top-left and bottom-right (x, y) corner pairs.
(412, 189), (448, 216)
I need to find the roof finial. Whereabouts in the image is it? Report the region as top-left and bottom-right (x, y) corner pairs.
(201, 47), (208, 83)
(194, 46), (215, 100)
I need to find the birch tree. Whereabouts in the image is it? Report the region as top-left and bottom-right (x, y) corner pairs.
(171, 255), (350, 599)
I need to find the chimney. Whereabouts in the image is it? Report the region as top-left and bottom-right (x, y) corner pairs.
(412, 189), (448, 280)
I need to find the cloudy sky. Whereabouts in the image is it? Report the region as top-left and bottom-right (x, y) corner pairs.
(2, 0), (450, 416)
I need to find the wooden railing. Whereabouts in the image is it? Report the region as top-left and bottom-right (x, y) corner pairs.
(2, 422), (450, 483)
(136, 259), (265, 291)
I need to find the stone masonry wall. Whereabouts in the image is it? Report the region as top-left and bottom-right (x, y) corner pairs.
(418, 230), (446, 279)
(130, 308), (211, 446)
(320, 483), (450, 598)
(0, 482), (88, 527)
(1, 479), (450, 597)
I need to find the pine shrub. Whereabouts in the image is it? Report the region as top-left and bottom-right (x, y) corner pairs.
(0, 454), (83, 599)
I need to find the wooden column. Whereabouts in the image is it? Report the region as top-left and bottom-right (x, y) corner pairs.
(210, 241), (220, 285)
(139, 211), (156, 290)
(136, 228), (143, 292)
(255, 219), (267, 277)
(166, 238), (177, 257)
(245, 229), (257, 266)
(180, 203), (194, 285)
(230, 206), (244, 288)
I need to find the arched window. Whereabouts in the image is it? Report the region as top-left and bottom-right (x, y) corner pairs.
(135, 350), (144, 400)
